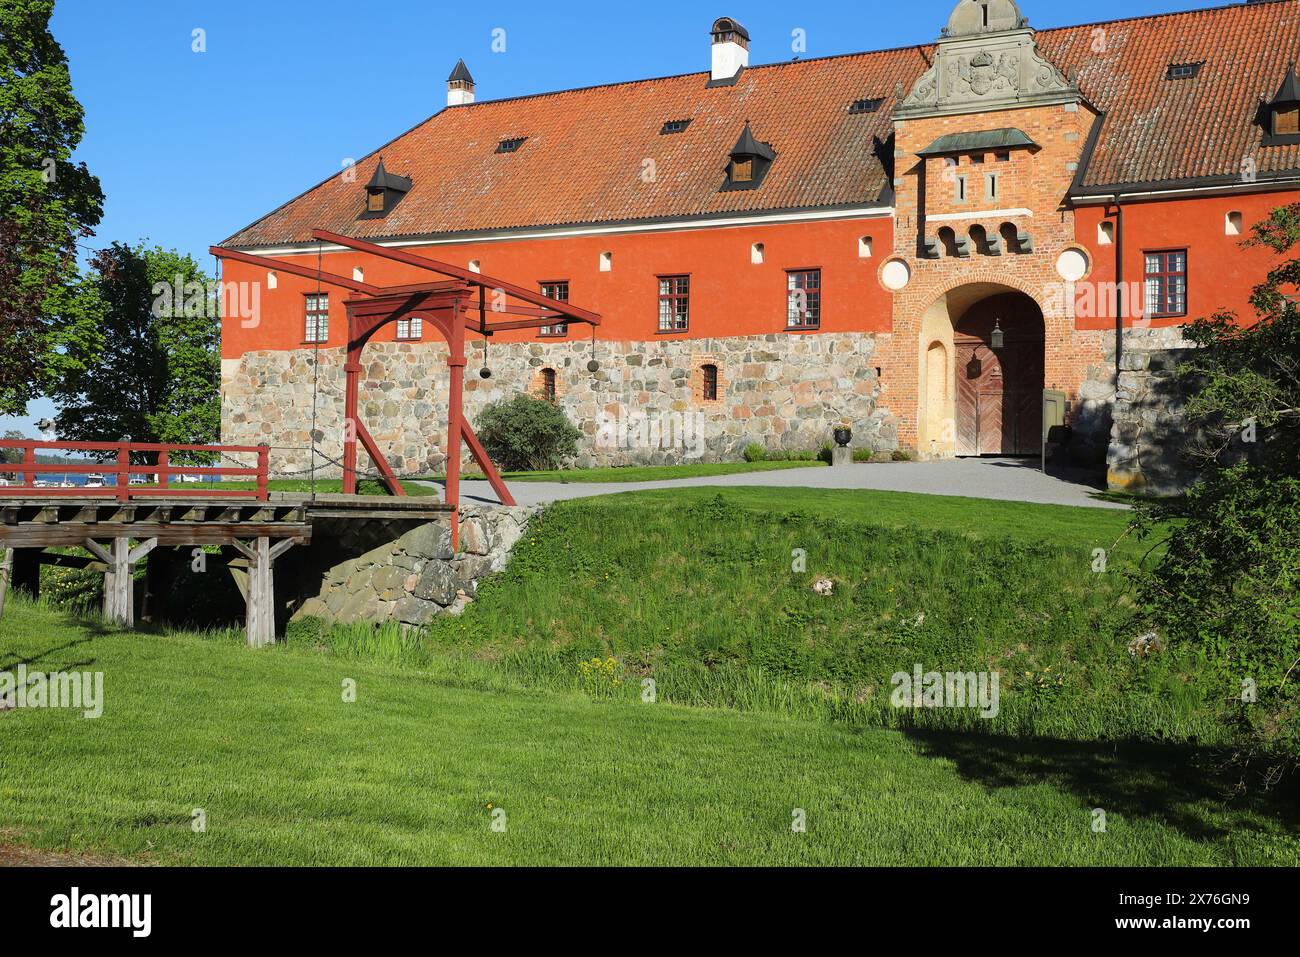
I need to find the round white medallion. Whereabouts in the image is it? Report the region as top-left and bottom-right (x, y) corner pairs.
(881, 258), (911, 291)
(1055, 248), (1089, 282)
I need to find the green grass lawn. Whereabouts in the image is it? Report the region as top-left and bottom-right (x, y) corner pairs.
(406, 487), (1202, 744)
(2, 596), (1296, 865)
(420, 460), (828, 484)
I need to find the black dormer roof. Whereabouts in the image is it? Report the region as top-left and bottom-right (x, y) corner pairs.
(366, 158), (412, 194)
(730, 121), (775, 161)
(721, 121), (776, 191)
(360, 158), (412, 219)
(1263, 64), (1300, 147)
(1273, 64), (1300, 106)
(448, 58), (474, 84)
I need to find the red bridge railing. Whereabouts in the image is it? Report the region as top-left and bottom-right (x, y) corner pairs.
(0, 441), (269, 502)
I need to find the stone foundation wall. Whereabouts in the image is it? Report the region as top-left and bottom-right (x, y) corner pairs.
(292, 504), (537, 627)
(220, 333), (896, 477)
(1104, 327), (1204, 496)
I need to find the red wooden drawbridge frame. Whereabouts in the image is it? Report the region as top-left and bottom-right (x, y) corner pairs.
(211, 229), (601, 541)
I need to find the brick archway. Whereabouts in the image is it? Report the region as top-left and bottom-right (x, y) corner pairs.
(908, 280), (1049, 459)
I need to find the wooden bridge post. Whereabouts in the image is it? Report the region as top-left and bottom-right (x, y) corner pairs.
(234, 535), (297, 647)
(84, 537), (157, 627)
(0, 547), (13, 620)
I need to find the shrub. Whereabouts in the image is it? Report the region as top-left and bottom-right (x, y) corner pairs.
(578, 656), (624, 699)
(742, 442), (767, 462)
(891, 449), (915, 462)
(852, 448), (874, 463)
(476, 393), (581, 472)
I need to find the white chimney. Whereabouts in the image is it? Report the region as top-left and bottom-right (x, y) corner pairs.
(710, 17), (749, 82)
(447, 59), (475, 106)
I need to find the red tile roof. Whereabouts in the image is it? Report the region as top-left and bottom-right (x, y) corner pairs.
(222, 1), (1300, 248)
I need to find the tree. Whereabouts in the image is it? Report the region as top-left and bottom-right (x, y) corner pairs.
(0, 0), (104, 415)
(45, 242), (221, 462)
(1134, 203), (1300, 788)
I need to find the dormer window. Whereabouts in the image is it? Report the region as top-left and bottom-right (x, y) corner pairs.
(1264, 65), (1300, 146)
(848, 98), (884, 114)
(360, 157), (411, 219)
(721, 121), (776, 192)
(496, 136), (527, 154)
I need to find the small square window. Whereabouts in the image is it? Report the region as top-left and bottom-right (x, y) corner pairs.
(1276, 107), (1300, 135)
(396, 317), (422, 340)
(732, 158), (753, 183)
(366, 190), (384, 212)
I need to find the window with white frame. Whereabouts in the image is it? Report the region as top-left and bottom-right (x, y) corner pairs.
(304, 293), (329, 343)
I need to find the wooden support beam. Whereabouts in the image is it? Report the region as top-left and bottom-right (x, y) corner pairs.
(208, 245), (383, 296)
(235, 535), (295, 647)
(0, 547), (12, 621)
(84, 537), (156, 627)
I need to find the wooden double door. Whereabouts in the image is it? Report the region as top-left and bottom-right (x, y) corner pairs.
(953, 296), (1044, 457)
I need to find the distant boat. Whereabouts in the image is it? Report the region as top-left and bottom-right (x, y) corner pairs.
(84, 473), (105, 488)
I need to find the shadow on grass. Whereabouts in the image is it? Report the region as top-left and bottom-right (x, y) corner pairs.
(905, 729), (1300, 843)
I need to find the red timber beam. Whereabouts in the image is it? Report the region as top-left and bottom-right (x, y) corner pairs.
(310, 229), (602, 327)
(208, 245), (382, 296)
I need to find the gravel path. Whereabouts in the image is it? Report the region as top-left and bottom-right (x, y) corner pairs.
(427, 458), (1125, 509)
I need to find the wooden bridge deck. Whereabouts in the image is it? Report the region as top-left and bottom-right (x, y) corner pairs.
(0, 493), (452, 645)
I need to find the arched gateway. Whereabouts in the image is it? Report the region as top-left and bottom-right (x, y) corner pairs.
(916, 283), (1046, 459)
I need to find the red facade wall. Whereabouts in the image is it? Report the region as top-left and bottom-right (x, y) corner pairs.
(1071, 190), (1290, 331)
(220, 216), (895, 358)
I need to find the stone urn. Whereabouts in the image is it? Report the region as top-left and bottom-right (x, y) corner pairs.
(832, 425), (853, 448)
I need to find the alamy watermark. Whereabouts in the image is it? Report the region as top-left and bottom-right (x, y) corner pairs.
(151, 274), (261, 328)
(595, 405), (707, 459)
(890, 663), (1000, 719)
(0, 665), (103, 718)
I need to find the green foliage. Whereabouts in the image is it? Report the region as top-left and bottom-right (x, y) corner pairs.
(744, 442), (828, 463)
(1132, 204), (1300, 786)
(475, 392), (581, 472)
(0, 0), (103, 414)
(44, 242), (220, 463)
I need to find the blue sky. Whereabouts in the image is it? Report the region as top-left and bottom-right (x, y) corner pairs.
(6, 0), (1207, 435)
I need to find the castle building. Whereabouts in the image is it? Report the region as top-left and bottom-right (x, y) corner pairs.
(216, 1), (1300, 491)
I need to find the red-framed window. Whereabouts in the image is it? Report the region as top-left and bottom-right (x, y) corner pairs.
(539, 281), (569, 337)
(304, 293), (329, 343)
(395, 317), (422, 340)
(657, 275), (690, 332)
(786, 269), (821, 329)
(1143, 249), (1188, 318)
